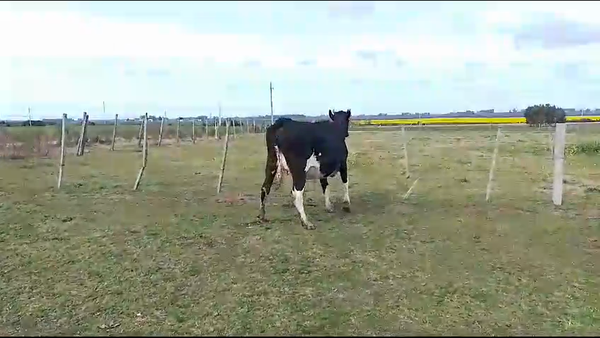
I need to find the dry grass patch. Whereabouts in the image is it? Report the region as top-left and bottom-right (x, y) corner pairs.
(1, 126), (600, 335)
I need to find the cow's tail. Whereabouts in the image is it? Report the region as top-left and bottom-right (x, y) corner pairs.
(266, 118), (291, 190)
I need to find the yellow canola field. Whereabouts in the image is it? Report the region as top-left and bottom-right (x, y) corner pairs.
(352, 116), (600, 126)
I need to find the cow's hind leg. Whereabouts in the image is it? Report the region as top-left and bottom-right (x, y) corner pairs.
(320, 178), (334, 213)
(259, 156), (278, 221)
(340, 161), (351, 212)
(291, 169), (315, 230)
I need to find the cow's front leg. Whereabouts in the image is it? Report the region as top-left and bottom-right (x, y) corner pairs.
(320, 178), (334, 213)
(258, 151), (278, 221)
(340, 161), (351, 212)
(291, 170), (315, 230)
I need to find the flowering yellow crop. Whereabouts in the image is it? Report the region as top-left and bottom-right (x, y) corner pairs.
(352, 116), (600, 126)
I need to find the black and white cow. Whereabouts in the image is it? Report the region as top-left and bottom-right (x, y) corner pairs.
(258, 109), (352, 230)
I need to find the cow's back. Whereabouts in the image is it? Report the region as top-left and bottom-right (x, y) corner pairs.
(276, 121), (348, 176)
(274, 121), (318, 159)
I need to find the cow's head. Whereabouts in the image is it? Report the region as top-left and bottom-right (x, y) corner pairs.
(328, 109), (351, 137)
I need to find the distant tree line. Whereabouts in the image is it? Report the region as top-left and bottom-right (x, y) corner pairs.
(523, 104), (566, 127)
(0, 120), (98, 127)
(0, 120), (57, 127)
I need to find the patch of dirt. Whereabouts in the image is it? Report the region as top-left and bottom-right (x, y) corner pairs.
(216, 193), (257, 205)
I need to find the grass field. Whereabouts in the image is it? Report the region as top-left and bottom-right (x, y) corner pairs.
(2, 124), (600, 335)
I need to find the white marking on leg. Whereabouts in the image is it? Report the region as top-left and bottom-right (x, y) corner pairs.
(324, 185), (333, 212)
(342, 181), (351, 212)
(343, 181), (350, 204)
(292, 188), (314, 229)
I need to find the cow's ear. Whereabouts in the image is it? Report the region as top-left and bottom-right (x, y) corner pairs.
(329, 109), (335, 121)
(347, 109), (351, 118)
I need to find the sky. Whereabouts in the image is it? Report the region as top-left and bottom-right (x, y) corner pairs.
(2, 1), (600, 120)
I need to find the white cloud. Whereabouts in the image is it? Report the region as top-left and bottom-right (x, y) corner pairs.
(0, 9), (290, 67)
(4, 3), (598, 75)
(481, 1), (600, 27)
(3, 1), (600, 117)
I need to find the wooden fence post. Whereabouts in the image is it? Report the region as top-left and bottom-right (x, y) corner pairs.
(110, 113), (118, 151)
(137, 116), (144, 148)
(57, 113), (67, 189)
(133, 113), (149, 191)
(76, 112), (89, 156)
(216, 119), (231, 194)
(81, 112), (89, 155)
(176, 118), (181, 144)
(76, 112), (84, 155)
(192, 119), (196, 144)
(552, 123), (567, 206)
(158, 114), (165, 146)
(402, 126), (410, 178)
(485, 127), (502, 202)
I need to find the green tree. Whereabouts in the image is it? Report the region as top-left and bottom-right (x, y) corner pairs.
(524, 104), (566, 127)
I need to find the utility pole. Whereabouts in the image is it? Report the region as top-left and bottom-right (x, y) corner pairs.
(28, 107), (32, 126)
(270, 81), (274, 124)
(218, 102), (222, 126)
(102, 101), (106, 119)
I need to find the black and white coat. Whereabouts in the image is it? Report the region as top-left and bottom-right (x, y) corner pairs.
(259, 109), (352, 230)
